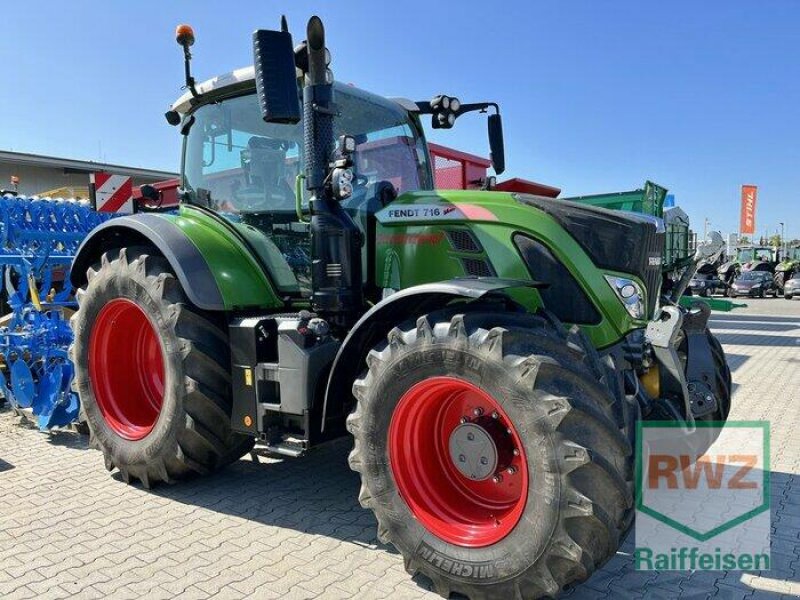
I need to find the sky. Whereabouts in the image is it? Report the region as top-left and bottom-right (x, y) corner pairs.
(2, 1), (798, 239)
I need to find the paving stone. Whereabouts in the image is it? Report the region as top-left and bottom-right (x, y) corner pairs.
(1, 303), (799, 599)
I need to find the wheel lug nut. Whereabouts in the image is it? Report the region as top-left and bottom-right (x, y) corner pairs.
(491, 411), (499, 419)
(492, 474), (503, 483)
(480, 457), (488, 465)
(459, 417), (468, 424)
(458, 454), (466, 463)
(506, 427), (512, 435)
(472, 407), (484, 417)
(512, 448), (520, 456)
(467, 433), (474, 441)
(506, 466), (517, 475)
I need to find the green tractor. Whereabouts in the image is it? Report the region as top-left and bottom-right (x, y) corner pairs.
(775, 246), (800, 293)
(70, 17), (731, 599)
(717, 245), (777, 291)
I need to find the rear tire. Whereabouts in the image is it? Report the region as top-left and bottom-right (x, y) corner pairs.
(71, 247), (254, 487)
(348, 310), (633, 599)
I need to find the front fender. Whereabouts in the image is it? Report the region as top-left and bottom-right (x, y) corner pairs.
(321, 277), (542, 433)
(71, 208), (282, 311)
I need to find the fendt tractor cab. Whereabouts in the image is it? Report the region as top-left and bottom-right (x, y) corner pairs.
(70, 17), (731, 599)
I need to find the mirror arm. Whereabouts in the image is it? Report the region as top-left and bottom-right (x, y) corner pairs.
(453, 102), (499, 117)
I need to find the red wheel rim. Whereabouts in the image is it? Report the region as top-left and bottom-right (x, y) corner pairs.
(388, 377), (528, 547)
(88, 299), (166, 441)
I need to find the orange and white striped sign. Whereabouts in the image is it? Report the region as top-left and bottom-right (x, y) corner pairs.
(91, 172), (134, 213)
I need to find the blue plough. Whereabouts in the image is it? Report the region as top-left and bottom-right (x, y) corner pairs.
(0, 194), (120, 429)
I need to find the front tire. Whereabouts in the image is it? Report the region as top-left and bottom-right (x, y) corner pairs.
(703, 331), (732, 422)
(348, 310), (633, 599)
(71, 248), (254, 487)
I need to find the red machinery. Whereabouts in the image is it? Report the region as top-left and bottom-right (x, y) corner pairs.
(428, 142), (559, 196)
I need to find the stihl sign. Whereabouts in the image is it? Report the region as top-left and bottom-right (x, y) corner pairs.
(739, 184), (757, 235)
(91, 172), (134, 214)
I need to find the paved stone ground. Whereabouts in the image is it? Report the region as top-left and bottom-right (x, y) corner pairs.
(1, 298), (799, 599)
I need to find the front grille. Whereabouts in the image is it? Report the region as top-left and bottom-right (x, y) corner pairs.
(461, 257), (495, 277)
(642, 231), (664, 317)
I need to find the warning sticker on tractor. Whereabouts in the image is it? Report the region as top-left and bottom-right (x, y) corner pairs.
(376, 203), (498, 224)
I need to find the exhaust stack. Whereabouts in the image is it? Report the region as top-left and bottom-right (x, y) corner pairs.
(303, 16), (363, 329)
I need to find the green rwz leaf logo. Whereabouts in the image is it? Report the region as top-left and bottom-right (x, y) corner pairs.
(636, 421), (770, 546)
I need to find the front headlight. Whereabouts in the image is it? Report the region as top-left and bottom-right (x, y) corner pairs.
(605, 275), (646, 320)
(751, 284), (762, 290)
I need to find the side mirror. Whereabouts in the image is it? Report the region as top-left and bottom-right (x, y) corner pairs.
(139, 184), (160, 208)
(488, 113), (505, 175)
(252, 17), (301, 124)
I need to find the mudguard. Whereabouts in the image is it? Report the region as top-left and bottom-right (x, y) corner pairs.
(320, 277), (543, 432)
(70, 207), (282, 311)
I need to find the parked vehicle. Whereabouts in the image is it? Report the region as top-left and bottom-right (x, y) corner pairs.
(728, 271), (778, 298)
(689, 272), (727, 297)
(68, 17), (731, 599)
(717, 245), (777, 287)
(775, 246), (800, 293)
(784, 272), (800, 299)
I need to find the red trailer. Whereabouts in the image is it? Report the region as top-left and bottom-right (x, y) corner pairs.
(428, 142), (560, 196)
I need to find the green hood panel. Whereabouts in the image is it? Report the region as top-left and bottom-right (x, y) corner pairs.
(375, 190), (647, 348)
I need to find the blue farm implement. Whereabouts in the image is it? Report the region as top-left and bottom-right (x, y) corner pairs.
(0, 194), (119, 429)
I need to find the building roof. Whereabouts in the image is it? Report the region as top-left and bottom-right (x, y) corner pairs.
(0, 150), (177, 180)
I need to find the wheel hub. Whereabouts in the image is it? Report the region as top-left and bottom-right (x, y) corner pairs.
(449, 422), (498, 481)
(388, 376), (528, 547)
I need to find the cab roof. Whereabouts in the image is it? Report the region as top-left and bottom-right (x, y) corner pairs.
(171, 65), (418, 115)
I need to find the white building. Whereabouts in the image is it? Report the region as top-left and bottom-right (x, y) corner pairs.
(0, 150), (176, 199)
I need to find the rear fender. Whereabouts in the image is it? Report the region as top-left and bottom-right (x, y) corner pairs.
(320, 278), (543, 433)
(70, 211), (282, 311)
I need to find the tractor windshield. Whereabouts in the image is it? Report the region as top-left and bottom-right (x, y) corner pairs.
(182, 85), (432, 295)
(737, 247), (773, 262)
(183, 85), (432, 214)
